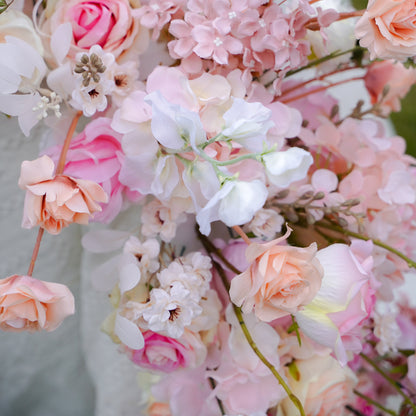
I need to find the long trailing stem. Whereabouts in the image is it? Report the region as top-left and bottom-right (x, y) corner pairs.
(56, 111), (83, 174)
(352, 389), (397, 416)
(197, 229), (306, 416)
(280, 76), (363, 104)
(26, 111), (82, 277)
(315, 221), (416, 269)
(360, 353), (416, 413)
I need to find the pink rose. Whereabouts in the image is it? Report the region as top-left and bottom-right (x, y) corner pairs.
(19, 155), (108, 235)
(364, 60), (416, 116)
(43, 0), (148, 60)
(126, 330), (206, 373)
(0, 275), (74, 332)
(46, 117), (140, 223)
(355, 0), (416, 60)
(279, 354), (357, 416)
(229, 229), (323, 322)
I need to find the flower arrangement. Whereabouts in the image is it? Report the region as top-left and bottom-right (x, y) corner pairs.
(1, 0), (416, 415)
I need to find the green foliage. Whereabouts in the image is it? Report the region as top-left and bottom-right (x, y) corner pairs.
(0, 0), (13, 14)
(351, 0), (368, 9)
(391, 85), (416, 157)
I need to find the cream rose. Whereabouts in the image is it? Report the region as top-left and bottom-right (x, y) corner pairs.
(355, 0), (416, 60)
(278, 354), (357, 416)
(0, 9), (43, 53)
(41, 0), (148, 61)
(229, 229), (323, 321)
(0, 274), (75, 332)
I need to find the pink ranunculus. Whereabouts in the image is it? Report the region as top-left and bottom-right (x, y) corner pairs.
(0, 275), (75, 332)
(355, 0), (416, 60)
(229, 228), (323, 322)
(126, 330), (206, 373)
(18, 155), (108, 235)
(364, 60), (416, 116)
(46, 117), (140, 223)
(43, 0), (148, 60)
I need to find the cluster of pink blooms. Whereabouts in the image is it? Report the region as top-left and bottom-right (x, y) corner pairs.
(1, 0), (416, 415)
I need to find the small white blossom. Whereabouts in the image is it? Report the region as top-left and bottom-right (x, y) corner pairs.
(142, 282), (202, 338)
(221, 98), (274, 152)
(246, 208), (284, 240)
(32, 92), (62, 120)
(374, 311), (402, 355)
(262, 147), (313, 188)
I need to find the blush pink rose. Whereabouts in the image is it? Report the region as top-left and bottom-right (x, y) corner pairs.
(126, 330), (205, 373)
(43, 0), (148, 60)
(46, 117), (140, 223)
(18, 155), (108, 235)
(0, 275), (75, 332)
(279, 354), (357, 416)
(229, 228), (323, 322)
(355, 0), (416, 60)
(364, 60), (416, 116)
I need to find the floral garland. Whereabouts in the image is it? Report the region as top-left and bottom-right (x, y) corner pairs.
(1, 0), (416, 415)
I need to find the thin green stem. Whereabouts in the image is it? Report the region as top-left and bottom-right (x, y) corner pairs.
(315, 221), (416, 269)
(208, 377), (226, 415)
(353, 389), (397, 416)
(360, 353), (416, 413)
(285, 47), (365, 77)
(196, 228), (305, 416)
(201, 133), (224, 149)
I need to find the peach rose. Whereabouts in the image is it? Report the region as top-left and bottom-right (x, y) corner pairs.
(148, 402), (172, 416)
(229, 229), (323, 321)
(18, 155), (108, 235)
(364, 60), (416, 116)
(278, 354), (357, 416)
(42, 0), (148, 60)
(0, 274), (75, 332)
(355, 0), (416, 60)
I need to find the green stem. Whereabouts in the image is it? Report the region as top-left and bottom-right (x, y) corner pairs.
(285, 47), (365, 77)
(208, 377), (226, 415)
(201, 133), (224, 149)
(353, 389), (397, 416)
(196, 229), (305, 416)
(360, 353), (416, 414)
(315, 221), (416, 269)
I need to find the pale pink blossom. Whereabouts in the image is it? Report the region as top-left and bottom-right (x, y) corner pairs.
(364, 60), (416, 116)
(46, 117), (140, 223)
(355, 0), (416, 60)
(230, 228), (323, 321)
(0, 274), (74, 332)
(296, 241), (376, 365)
(19, 155), (108, 234)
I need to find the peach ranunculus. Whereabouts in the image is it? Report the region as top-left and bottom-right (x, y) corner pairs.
(364, 60), (416, 116)
(18, 155), (108, 235)
(0, 274), (75, 332)
(229, 229), (323, 322)
(355, 0), (416, 61)
(277, 354), (357, 416)
(41, 0), (149, 61)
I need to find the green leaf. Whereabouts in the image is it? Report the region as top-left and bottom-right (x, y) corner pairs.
(352, 0), (368, 9)
(390, 85), (416, 157)
(287, 361), (301, 382)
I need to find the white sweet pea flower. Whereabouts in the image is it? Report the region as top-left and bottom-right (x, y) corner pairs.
(196, 179), (268, 236)
(145, 90), (206, 151)
(262, 147), (313, 188)
(221, 98), (274, 152)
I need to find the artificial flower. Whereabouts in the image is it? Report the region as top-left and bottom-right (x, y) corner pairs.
(0, 274), (74, 332)
(19, 155), (108, 234)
